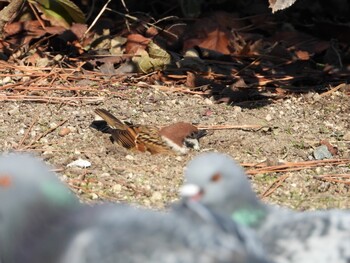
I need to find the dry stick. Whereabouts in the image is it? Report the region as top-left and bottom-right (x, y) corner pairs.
(260, 173), (291, 199)
(0, 95), (104, 104)
(16, 148), (101, 154)
(317, 173), (350, 178)
(23, 119), (68, 149)
(197, 124), (263, 130)
(320, 83), (346, 97)
(27, 1), (46, 29)
(17, 115), (39, 149)
(313, 173), (350, 185)
(84, 0), (111, 37)
(245, 159), (350, 175)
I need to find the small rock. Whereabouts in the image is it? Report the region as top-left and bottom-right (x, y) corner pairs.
(49, 122), (57, 129)
(313, 93), (321, 101)
(233, 106), (242, 113)
(53, 54), (63, 61)
(202, 109), (212, 116)
(2, 76), (12, 85)
(100, 173), (111, 177)
(265, 114), (273, 122)
(343, 131), (350, 141)
(18, 128), (25, 135)
(59, 127), (71, 137)
(112, 184), (122, 193)
(8, 106), (19, 115)
(315, 167), (322, 174)
(125, 155), (134, 160)
(150, 191), (162, 202)
(313, 145), (332, 160)
(204, 98), (213, 105)
(67, 159), (91, 168)
(90, 193), (99, 200)
(175, 156), (183, 161)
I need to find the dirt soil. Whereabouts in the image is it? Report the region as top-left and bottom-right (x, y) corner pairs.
(1, 87), (349, 210)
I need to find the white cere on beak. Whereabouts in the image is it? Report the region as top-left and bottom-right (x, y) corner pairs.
(179, 184), (201, 197)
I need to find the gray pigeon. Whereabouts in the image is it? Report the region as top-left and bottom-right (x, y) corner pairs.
(15, 203), (272, 263)
(0, 153), (80, 263)
(1, 153), (271, 263)
(180, 152), (350, 263)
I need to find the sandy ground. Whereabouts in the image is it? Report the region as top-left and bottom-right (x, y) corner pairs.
(1, 87), (349, 210)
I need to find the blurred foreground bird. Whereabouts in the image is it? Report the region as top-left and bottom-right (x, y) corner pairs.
(0, 153), (271, 263)
(180, 152), (350, 263)
(94, 108), (207, 154)
(0, 153), (80, 263)
(17, 203), (271, 263)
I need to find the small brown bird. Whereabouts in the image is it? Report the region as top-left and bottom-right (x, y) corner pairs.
(94, 109), (207, 154)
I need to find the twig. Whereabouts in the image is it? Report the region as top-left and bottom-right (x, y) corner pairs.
(0, 95), (105, 104)
(313, 173), (350, 185)
(260, 173), (290, 198)
(245, 159), (350, 175)
(197, 124), (263, 130)
(23, 119), (68, 149)
(320, 83), (345, 97)
(17, 115), (39, 149)
(84, 0), (111, 37)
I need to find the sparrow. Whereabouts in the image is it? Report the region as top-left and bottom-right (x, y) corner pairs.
(94, 108), (207, 154)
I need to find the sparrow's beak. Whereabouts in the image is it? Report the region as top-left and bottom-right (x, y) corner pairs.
(193, 129), (207, 139)
(179, 184), (203, 201)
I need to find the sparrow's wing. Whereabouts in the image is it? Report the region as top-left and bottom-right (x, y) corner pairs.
(135, 126), (171, 154)
(94, 108), (137, 148)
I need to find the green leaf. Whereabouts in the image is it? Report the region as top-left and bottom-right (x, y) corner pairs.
(29, 0), (85, 28)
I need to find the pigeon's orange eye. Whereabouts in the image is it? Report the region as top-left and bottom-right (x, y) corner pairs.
(210, 173), (222, 182)
(0, 174), (11, 187)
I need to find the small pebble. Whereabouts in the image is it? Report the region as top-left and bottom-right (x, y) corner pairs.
(233, 106), (242, 113)
(112, 184), (122, 193)
(313, 93), (321, 101)
(343, 131), (350, 141)
(67, 159), (91, 168)
(125, 155), (134, 160)
(151, 191), (162, 202)
(59, 127), (71, 137)
(49, 122), (57, 129)
(313, 145), (332, 160)
(175, 156), (183, 161)
(265, 114), (273, 122)
(204, 98), (213, 105)
(2, 76), (12, 85)
(90, 193), (99, 200)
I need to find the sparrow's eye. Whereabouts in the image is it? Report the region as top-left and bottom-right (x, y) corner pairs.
(210, 173), (222, 182)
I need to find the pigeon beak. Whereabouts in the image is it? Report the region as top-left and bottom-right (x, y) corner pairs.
(179, 184), (203, 201)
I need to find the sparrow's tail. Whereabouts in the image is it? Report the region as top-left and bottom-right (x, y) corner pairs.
(94, 109), (126, 130)
(94, 109), (137, 149)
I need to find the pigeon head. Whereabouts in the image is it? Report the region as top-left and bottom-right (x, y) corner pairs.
(0, 153), (79, 261)
(180, 152), (266, 226)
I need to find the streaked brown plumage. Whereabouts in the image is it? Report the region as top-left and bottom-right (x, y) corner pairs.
(94, 109), (206, 154)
